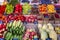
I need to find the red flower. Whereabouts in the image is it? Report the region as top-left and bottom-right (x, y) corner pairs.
(14, 4), (22, 14)
(0, 5), (6, 14)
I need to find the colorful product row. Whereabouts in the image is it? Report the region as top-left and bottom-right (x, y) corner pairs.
(0, 20), (59, 40)
(0, 3), (60, 15)
(0, 20), (25, 40)
(0, 15), (37, 23)
(0, 13), (60, 23)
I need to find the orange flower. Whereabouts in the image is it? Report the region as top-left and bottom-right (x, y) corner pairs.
(39, 4), (47, 14)
(47, 4), (56, 13)
(0, 15), (6, 22)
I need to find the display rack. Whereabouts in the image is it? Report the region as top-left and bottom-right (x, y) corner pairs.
(0, 0), (60, 40)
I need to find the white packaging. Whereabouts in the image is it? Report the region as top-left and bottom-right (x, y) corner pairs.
(38, 24), (48, 40)
(0, 0), (4, 5)
(47, 23), (57, 40)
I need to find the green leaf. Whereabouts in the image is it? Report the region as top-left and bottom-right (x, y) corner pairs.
(10, 0), (19, 6)
(5, 32), (12, 40)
